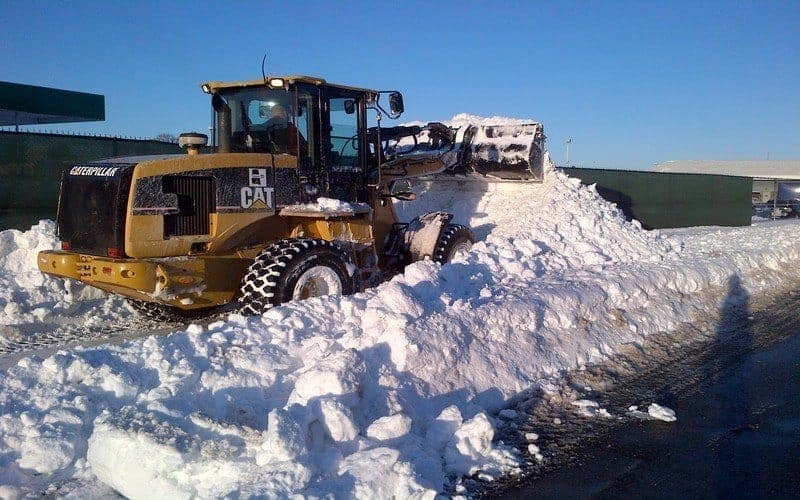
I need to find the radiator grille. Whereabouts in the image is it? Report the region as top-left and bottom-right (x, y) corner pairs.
(57, 164), (133, 256)
(163, 176), (215, 237)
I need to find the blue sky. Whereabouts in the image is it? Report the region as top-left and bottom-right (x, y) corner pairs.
(1, 0), (798, 169)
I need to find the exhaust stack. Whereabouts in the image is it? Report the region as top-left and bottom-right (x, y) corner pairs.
(212, 93), (232, 153)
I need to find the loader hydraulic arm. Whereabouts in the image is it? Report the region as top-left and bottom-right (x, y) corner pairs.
(368, 123), (455, 161)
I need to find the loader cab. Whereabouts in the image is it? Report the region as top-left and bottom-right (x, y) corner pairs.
(203, 76), (375, 203)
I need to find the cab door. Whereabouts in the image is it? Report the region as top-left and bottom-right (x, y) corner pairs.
(323, 88), (367, 202)
(294, 83), (322, 173)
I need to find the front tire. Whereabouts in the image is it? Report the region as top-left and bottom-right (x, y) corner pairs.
(239, 238), (354, 315)
(433, 224), (475, 263)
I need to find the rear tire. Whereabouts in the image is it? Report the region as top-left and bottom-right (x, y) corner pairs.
(127, 299), (217, 322)
(433, 224), (475, 263)
(239, 238), (354, 315)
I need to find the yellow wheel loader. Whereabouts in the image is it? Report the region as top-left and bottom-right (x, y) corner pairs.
(37, 75), (545, 320)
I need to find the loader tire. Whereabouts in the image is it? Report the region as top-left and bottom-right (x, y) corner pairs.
(127, 299), (216, 323)
(433, 224), (475, 264)
(238, 238), (354, 316)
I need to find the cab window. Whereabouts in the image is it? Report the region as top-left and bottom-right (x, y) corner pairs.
(296, 90), (316, 165)
(219, 88), (298, 155)
(329, 97), (359, 171)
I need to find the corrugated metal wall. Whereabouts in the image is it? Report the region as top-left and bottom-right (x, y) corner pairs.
(563, 167), (753, 229)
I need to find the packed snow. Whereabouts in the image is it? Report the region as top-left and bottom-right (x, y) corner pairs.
(280, 197), (370, 216)
(0, 221), (134, 339)
(1, 149), (800, 497)
(403, 113), (539, 128)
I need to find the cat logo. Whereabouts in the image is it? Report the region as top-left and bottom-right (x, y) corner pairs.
(241, 188), (273, 208)
(249, 168), (268, 187)
(241, 168), (274, 209)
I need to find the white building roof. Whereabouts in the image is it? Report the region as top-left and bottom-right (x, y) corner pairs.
(654, 160), (800, 180)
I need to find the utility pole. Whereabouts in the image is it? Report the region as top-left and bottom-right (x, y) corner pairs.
(565, 138), (572, 167)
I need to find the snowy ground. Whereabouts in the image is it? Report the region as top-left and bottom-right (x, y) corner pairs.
(2, 154), (800, 498)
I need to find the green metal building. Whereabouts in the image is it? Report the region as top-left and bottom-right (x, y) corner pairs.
(562, 167), (753, 229)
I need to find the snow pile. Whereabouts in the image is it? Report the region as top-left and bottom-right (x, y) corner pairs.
(0, 220), (64, 324)
(0, 221), (129, 335)
(398, 166), (676, 273)
(403, 113), (538, 128)
(280, 197), (370, 215)
(446, 113), (539, 127)
(2, 151), (800, 496)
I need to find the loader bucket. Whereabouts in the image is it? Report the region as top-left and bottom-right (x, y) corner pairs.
(456, 123), (545, 181)
(372, 120), (545, 183)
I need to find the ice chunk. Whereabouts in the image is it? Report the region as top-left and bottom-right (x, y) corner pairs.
(336, 447), (438, 498)
(315, 399), (359, 442)
(444, 413), (495, 475)
(257, 409), (307, 464)
(287, 349), (364, 406)
(524, 432), (539, 442)
(366, 413), (412, 441)
(527, 443), (543, 462)
(648, 403), (677, 422)
(425, 405), (463, 450)
(17, 435), (75, 474)
(185, 323), (203, 334)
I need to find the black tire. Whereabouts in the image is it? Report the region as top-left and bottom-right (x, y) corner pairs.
(239, 238), (354, 316)
(433, 224), (475, 264)
(127, 299), (217, 323)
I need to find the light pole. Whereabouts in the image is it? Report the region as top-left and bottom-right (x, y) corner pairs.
(565, 138), (572, 167)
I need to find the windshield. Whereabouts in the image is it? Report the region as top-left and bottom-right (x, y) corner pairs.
(218, 87), (302, 155)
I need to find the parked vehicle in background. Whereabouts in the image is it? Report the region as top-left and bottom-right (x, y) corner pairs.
(753, 199), (800, 219)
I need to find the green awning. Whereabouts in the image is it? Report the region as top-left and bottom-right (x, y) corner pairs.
(0, 81), (105, 126)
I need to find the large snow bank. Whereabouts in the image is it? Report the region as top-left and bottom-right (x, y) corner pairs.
(2, 153), (800, 497)
(0, 221), (131, 338)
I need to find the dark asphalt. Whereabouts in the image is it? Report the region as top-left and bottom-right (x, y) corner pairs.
(501, 282), (800, 499)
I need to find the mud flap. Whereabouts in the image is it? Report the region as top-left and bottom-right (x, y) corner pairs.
(403, 211), (453, 261)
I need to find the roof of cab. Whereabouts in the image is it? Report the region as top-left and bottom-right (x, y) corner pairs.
(200, 75), (378, 96)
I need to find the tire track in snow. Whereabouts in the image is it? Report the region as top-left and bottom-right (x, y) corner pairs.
(0, 320), (183, 369)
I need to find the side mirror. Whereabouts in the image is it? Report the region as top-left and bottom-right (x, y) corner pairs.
(389, 92), (404, 117)
(344, 99), (356, 115)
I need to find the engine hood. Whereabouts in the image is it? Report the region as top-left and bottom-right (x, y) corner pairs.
(90, 154), (184, 165)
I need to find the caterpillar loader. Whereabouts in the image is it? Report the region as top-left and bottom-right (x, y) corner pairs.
(37, 75), (545, 319)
